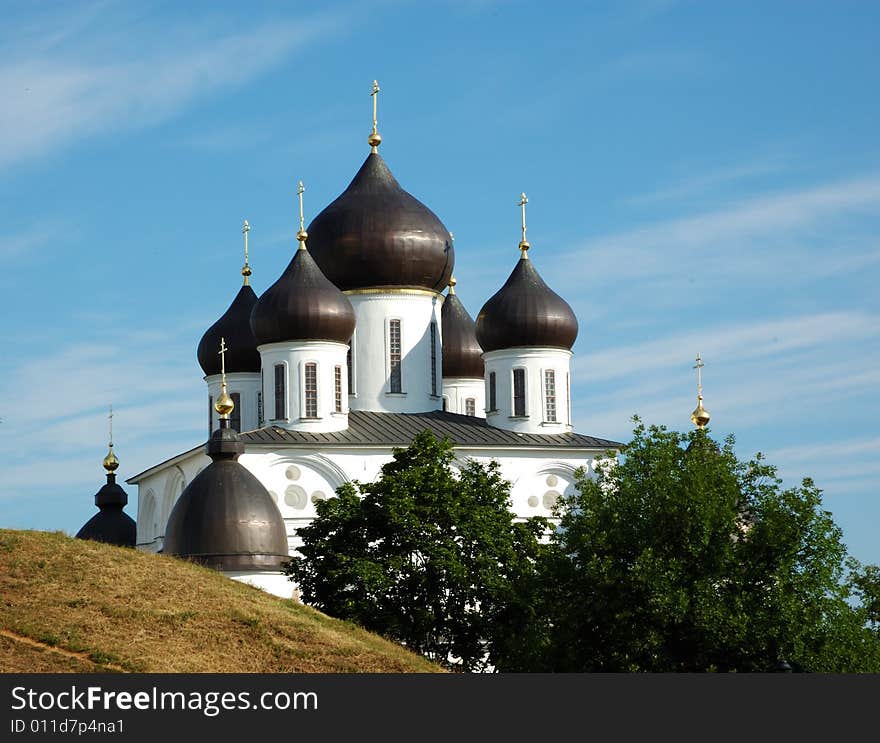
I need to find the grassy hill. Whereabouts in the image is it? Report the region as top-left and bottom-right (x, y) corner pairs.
(0, 529), (441, 673)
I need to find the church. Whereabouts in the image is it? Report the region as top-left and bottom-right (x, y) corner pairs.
(79, 83), (623, 597)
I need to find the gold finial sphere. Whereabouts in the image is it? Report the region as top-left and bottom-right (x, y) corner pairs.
(691, 397), (711, 429)
(296, 229), (308, 242)
(448, 275), (457, 294)
(519, 240), (531, 255)
(215, 389), (234, 417)
(368, 131), (382, 148)
(103, 444), (119, 473)
(242, 265), (252, 277)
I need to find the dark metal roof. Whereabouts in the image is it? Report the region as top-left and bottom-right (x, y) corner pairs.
(441, 292), (484, 379)
(197, 284), (261, 375)
(251, 246), (356, 346)
(240, 410), (622, 449)
(76, 473), (136, 547)
(305, 152), (454, 291)
(476, 255), (579, 352)
(163, 421), (289, 572)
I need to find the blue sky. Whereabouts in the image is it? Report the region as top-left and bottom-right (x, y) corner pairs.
(1, 1), (878, 565)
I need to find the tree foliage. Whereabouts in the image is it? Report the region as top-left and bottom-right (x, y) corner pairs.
(283, 430), (547, 671)
(518, 420), (880, 672)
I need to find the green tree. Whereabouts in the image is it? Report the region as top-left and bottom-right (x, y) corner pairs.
(528, 420), (880, 672)
(283, 430), (547, 671)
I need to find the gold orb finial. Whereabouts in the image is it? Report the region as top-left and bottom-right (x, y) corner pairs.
(241, 219), (252, 285)
(103, 404), (119, 472)
(691, 353), (711, 429)
(296, 181), (308, 248)
(518, 192), (530, 258)
(369, 80), (382, 152)
(448, 275), (457, 294)
(215, 338), (234, 419)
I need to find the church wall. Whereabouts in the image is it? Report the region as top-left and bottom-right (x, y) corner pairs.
(483, 347), (573, 435)
(346, 290), (444, 413)
(441, 376), (486, 417)
(205, 372), (260, 434)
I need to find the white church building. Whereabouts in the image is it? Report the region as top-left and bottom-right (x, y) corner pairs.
(126, 86), (621, 597)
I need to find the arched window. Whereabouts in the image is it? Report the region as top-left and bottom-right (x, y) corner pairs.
(230, 392), (241, 431)
(304, 363), (318, 418)
(274, 364), (286, 420)
(465, 398), (476, 416)
(488, 371), (497, 412)
(513, 368), (526, 417)
(334, 365), (343, 413)
(544, 370), (557, 423)
(430, 321), (438, 396)
(442, 397), (448, 412)
(208, 395), (213, 434)
(389, 319), (402, 393)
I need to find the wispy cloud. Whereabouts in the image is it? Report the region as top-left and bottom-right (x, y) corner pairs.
(0, 4), (350, 169)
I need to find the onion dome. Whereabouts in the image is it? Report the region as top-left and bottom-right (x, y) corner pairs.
(441, 276), (484, 378)
(197, 222), (260, 375)
(76, 440), (136, 548)
(305, 152), (454, 291)
(164, 398), (288, 571)
(251, 183), (356, 346)
(476, 256), (578, 352)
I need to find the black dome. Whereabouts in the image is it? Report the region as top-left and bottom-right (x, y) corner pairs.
(306, 152), (454, 291)
(163, 423), (289, 572)
(441, 292), (484, 379)
(197, 285), (261, 375)
(476, 256), (578, 352)
(251, 247), (356, 346)
(75, 474), (136, 547)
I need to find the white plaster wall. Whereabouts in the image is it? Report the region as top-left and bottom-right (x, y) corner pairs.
(258, 341), (349, 432)
(442, 377), (486, 417)
(205, 372), (261, 434)
(224, 571), (298, 599)
(346, 290), (444, 413)
(483, 347), (573, 435)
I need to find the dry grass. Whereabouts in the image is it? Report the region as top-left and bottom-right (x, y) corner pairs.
(0, 529), (442, 673)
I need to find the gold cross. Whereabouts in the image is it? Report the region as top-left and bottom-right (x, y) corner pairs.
(108, 404), (114, 447)
(297, 181), (305, 233)
(219, 337), (228, 379)
(241, 219), (251, 285)
(371, 80), (380, 135)
(518, 192), (530, 255)
(693, 353), (705, 397)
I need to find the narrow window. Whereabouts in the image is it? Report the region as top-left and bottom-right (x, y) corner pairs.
(304, 362), (318, 418)
(334, 365), (343, 413)
(430, 321), (437, 396)
(442, 397), (448, 411)
(513, 368), (526, 417)
(489, 371), (497, 412)
(347, 338), (354, 395)
(274, 364), (286, 420)
(230, 392), (241, 432)
(257, 391), (263, 427)
(566, 372), (571, 425)
(208, 395), (213, 434)
(389, 319), (402, 393)
(465, 398), (476, 417)
(544, 370), (557, 423)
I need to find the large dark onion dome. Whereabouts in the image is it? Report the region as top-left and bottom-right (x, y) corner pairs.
(197, 285), (261, 375)
(305, 152), (454, 291)
(476, 254), (579, 352)
(251, 242), (356, 346)
(163, 415), (288, 571)
(75, 444), (136, 547)
(441, 277), (484, 378)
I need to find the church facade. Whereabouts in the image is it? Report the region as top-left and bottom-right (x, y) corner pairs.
(127, 85), (621, 597)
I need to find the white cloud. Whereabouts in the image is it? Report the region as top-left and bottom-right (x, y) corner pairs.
(0, 6), (350, 169)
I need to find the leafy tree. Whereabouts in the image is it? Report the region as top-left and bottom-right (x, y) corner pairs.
(525, 419), (880, 672)
(283, 430), (547, 671)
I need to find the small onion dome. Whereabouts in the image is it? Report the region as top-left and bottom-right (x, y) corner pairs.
(251, 246), (356, 346)
(441, 279), (484, 378)
(163, 420), (289, 571)
(476, 255), (578, 352)
(75, 454), (136, 547)
(197, 285), (261, 375)
(305, 153), (454, 291)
